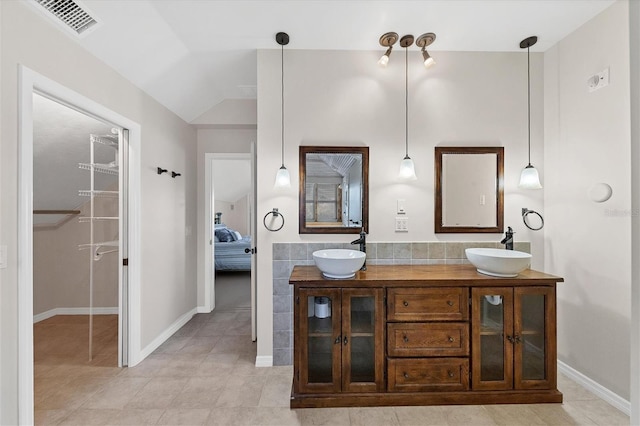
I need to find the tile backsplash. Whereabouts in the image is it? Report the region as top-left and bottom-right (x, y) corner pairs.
(272, 241), (530, 366)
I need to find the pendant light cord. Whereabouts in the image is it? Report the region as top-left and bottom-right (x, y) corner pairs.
(281, 42), (285, 167)
(527, 44), (531, 166)
(405, 45), (409, 158)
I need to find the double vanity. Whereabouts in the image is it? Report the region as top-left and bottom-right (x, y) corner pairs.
(289, 263), (563, 408)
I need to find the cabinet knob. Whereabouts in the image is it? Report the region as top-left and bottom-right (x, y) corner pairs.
(403, 372), (409, 379)
(514, 335), (522, 344)
(335, 335), (341, 345)
(403, 301), (409, 307)
(447, 300), (454, 306)
(448, 370), (455, 378)
(343, 336), (348, 345)
(403, 335), (409, 343)
(506, 335), (515, 343)
(448, 336), (454, 342)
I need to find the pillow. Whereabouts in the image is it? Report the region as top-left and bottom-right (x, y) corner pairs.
(234, 231), (242, 241)
(214, 228), (236, 242)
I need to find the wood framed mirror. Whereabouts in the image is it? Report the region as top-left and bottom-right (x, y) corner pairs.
(435, 146), (504, 233)
(299, 146), (369, 234)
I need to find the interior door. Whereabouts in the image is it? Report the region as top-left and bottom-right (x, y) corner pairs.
(250, 143), (257, 341)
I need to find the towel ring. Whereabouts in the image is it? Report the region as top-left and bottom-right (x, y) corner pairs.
(522, 208), (544, 231)
(263, 208), (285, 232)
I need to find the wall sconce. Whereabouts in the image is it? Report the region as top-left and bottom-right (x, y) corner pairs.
(171, 171), (181, 178)
(274, 31), (291, 189)
(377, 32), (398, 67)
(416, 33), (436, 69)
(157, 167), (168, 175)
(518, 35), (542, 189)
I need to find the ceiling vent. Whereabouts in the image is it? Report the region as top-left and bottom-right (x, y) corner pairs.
(33, 0), (98, 35)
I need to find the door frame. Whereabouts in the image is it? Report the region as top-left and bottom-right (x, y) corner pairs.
(204, 152), (256, 340)
(17, 66), (142, 424)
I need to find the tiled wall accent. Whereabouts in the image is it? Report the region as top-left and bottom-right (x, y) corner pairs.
(272, 241), (530, 366)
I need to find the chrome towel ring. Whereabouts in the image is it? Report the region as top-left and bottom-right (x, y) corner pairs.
(263, 208), (285, 232)
(522, 207), (544, 231)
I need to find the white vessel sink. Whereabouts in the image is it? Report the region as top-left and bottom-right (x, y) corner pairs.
(312, 249), (366, 279)
(465, 248), (531, 278)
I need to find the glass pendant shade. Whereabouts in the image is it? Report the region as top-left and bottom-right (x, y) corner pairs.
(378, 47), (392, 67)
(274, 165), (291, 188)
(399, 156), (417, 181)
(519, 164), (542, 189)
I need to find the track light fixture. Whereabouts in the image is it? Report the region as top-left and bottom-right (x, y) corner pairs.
(377, 32), (398, 67)
(274, 31), (291, 189)
(416, 33), (436, 69)
(377, 31), (436, 68)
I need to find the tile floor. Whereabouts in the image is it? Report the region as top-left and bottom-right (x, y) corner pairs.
(35, 308), (630, 425)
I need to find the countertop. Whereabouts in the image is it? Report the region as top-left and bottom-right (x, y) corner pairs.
(289, 264), (564, 288)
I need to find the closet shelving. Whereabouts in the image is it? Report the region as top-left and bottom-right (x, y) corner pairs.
(78, 132), (119, 361)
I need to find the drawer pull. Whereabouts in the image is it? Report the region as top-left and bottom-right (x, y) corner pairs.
(403, 335), (409, 343)
(403, 372), (409, 379)
(448, 370), (455, 378)
(448, 336), (454, 342)
(447, 300), (454, 306)
(403, 301), (409, 307)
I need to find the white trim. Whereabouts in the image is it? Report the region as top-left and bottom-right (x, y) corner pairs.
(18, 65), (143, 423)
(33, 307), (119, 323)
(204, 153), (215, 313)
(196, 306), (213, 314)
(558, 360), (630, 415)
(255, 355), (273, 368)
(138, 308), (197, 361)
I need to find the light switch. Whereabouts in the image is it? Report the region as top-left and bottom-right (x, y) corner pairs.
(395, 217), (408, 232)
(0, 245), (7, 269)
(397, 199), (406, 215)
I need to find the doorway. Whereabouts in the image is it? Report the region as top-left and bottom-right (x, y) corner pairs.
(205, 152), (257, 340)
(18, 66), (141, 425)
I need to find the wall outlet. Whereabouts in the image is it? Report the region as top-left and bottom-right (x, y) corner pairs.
(0, 245), (7, 269)
(395, 217), (408, 232)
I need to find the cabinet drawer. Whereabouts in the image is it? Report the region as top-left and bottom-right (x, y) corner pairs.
(387, 323), (469, 357)
(387, 358), (469, 392)
(387, 288), (469, 321)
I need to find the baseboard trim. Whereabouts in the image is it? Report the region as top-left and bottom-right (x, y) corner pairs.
(558, 360), (630, 415)
(196, 306), (213, 314)
(33, 307), (118, 323)
(255, 355), (273, 368)
(138, 308), (197, 361)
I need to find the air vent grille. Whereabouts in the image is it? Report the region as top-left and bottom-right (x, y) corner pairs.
(35, 0), (97, 34)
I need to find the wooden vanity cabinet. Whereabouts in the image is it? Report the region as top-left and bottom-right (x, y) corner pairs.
(293, 287), (385, 394)
(471, 286), (556, 391)
(289, 265), (563, 408)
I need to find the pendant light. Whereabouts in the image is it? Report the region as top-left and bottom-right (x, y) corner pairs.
(398, 35), (417, 181)
(274, 32), (291, 188)
(518, 36), (542, 189)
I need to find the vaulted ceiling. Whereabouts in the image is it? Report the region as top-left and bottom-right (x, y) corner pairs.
(33, 0), (616, 123)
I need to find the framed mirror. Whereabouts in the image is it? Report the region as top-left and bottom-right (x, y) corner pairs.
(299, 146), (369, 234)
(435, 147), (504, 233)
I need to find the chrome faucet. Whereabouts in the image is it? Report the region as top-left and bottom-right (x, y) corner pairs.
(350, 231), (367, 271)
(500, 226), (514, 250)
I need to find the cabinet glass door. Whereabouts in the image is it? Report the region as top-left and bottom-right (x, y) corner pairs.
(296, 288), (341, 393)
(471, 287), (513, 390)
(514, 287), (555, 389)
(342, 288), (384, 392)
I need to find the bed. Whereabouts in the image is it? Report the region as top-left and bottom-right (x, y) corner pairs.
(214, 225), (252, 271)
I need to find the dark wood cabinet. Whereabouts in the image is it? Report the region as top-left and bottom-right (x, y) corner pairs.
(290, 264), (563, 408)
(471, 286), (556, 391)
(294, 287), (384, 394)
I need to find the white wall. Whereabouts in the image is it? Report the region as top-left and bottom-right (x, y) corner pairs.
(256, 48), (545, 362)
(215, 197), (248, 235)
(544, 0), (630, 400)
(196, 128), (255, 308)
(0, 2), (197, 423)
